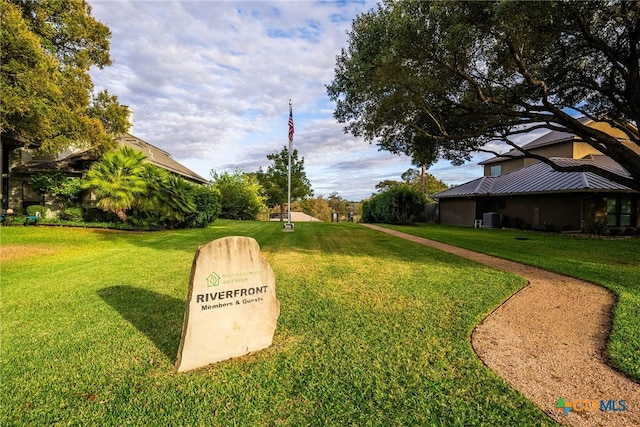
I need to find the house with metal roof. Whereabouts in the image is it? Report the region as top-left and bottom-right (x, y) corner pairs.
(1, 133), (207, 212)
(433, 120), (639, 232)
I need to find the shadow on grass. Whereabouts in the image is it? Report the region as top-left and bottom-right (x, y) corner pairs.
(98, 285), (185, 361)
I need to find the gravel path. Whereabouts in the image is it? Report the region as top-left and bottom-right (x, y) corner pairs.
(363, 224), (640, 426)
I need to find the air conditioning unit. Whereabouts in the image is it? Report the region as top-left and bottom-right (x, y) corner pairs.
(483, 212), (501, 228)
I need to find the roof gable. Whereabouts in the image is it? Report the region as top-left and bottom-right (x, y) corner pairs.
(6, 134), (209, 184)
(117, 134), (208, 184)
(479, 117), (591, 165)
(434, 155), (634, 198)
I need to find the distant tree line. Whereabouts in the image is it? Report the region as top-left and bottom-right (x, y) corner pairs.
(30, 144), (370, 229)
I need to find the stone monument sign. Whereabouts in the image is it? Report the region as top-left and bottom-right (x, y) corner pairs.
(175, 236), (280, 372)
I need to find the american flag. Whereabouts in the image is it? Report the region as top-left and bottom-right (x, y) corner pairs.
(288, 101), (294, 147)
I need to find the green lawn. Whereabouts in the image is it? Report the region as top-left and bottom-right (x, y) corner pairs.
(1, 221), (558, 425)
(381, 223), (640, 382)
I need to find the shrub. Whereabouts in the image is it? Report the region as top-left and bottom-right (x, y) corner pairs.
(211, 170), (265, 220)
(361, 199), (373, 223)
(362, 187), (426, 224)
(28, 173), (60, 197)
(83, 208), (119, 223)
(28, 173), (83, 208)
(26, 205), (46, 216)
(82, 146), (147, 222)
(185, 186), (222, 228)
(511, 217), (524, 229)
(127, 215), (160, 230)
(51, 177), (83, 208)
(132, 166), (201, 229)
(61, 207), (83, 222)
(593, 220), (607, 235)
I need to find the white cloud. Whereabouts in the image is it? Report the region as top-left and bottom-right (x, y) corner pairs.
(88, 0), (492, 201)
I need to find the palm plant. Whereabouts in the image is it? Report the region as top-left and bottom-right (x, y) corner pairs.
(135, 163), (170, 221)
(82, 146), (147, 222)
(134, 163), (197, 227)
(163, 175), (197, 224)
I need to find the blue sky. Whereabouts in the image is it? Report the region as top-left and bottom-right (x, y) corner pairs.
(87, 0), (513, 201)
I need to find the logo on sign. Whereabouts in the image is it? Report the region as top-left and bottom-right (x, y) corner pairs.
(206, 272), (220, 287)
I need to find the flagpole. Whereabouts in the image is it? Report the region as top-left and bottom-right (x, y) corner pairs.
(285, 99), (294, 232)
(288, 100), (292, 225)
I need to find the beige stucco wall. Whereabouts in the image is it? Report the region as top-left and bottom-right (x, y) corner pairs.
(573, 141), (604, 159)
(483, 141), (576, 176)
(483, 158), (525, 176)
(589, 121), (640, 150)
(483, 120), (639, 177)
(439, 199), (478, 227)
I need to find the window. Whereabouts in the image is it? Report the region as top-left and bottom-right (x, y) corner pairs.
(490, 165), (502, 177)
(606, 198), (617, 226)
(607, 195), (634, 227)
(621, 197), (632, 227)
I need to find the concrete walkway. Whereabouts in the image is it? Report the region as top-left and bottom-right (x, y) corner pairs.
(363, 224), (640, 427)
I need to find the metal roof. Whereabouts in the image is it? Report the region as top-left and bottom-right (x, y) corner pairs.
(433, 156), (634, 198)
(11, 134), (209, 184)
(437, 176), (496, 197)
(11, 150), (95, 175)
(117, 134), (209, 184)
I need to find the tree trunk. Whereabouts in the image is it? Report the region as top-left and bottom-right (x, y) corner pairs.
(115, 209), (128, 223)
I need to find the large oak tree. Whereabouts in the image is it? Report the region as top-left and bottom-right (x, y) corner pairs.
(327, 0), (640, 190)
(1, 0), (128, 153)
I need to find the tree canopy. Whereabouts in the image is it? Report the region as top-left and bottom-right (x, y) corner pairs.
(401, 168), (448, 199)
(256, 147), (313, 220)
(1, 0), (128, 153)
(327, 0), (640, 190)
(210, 169), (266, 221)
(298, 196), (332, 222)
(375, 168), (447, 201)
